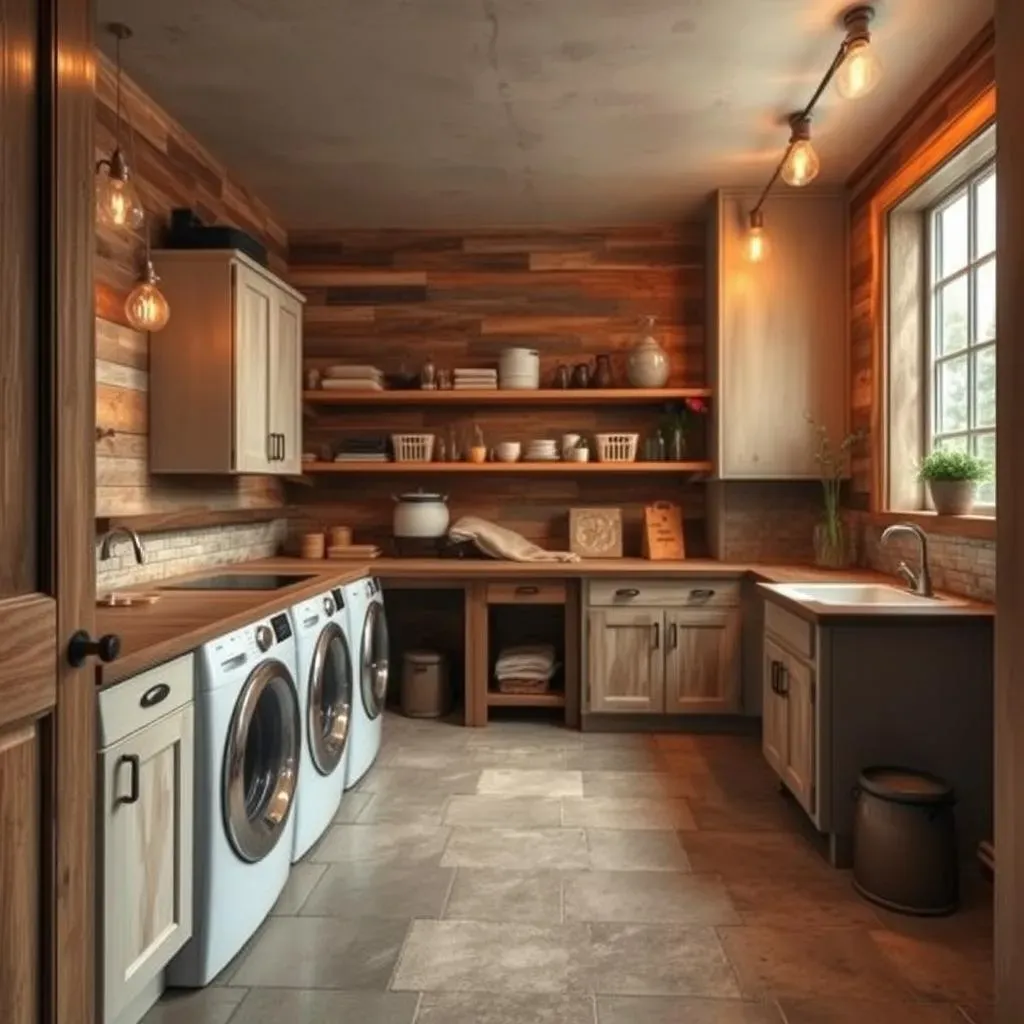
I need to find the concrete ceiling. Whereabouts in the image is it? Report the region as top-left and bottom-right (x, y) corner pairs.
(97, 0), (993, 229)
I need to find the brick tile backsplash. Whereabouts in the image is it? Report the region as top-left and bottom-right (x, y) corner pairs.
(857, 519), (995, 602)
(710, 481), (823, 563)
(96, 520), (287, 592)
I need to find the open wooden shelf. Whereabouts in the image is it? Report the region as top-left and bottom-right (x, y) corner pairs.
(486, 691), (566, 708)
(303, 460), (712, 475)
(95, 506), (286, 535)
(304, 387), (711, 407)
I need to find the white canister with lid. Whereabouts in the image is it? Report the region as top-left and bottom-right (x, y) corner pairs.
(392, 490), (450, 538)
(499, 347), (540, 390)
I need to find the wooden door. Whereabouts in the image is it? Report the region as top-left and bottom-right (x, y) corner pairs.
(233, 262), (275, 473)
(781, 653), (816, 815)
(100, 707), (194, 1024)
(269, 290), (303, 474)
(0, 1), (97, 1021)
(664, 609), (741, 714)
(587, 609), (664, 713)
(761, 637), (789, 776)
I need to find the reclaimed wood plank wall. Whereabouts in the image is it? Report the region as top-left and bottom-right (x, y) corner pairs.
(289, 227), (709, 553)
(94, 55), (288, 519)
(846, 24), (995, 507)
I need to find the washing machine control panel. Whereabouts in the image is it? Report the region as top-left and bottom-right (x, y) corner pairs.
(331, 587), (346, 610)
(323, 595), (335, 617)
(271, 613), (292, 644)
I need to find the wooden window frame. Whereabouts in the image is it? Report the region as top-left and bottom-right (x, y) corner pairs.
(864, 84), (996, 540)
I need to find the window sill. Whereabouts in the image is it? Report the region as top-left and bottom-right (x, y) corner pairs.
(854, 509), (995, 541)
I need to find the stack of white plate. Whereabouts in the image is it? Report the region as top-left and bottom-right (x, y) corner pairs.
(525, 439), (560, 462)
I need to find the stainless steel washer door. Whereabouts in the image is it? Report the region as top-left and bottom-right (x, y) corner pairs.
(360, 601), (390, 720)
(223, 659), (300, 862)
(308, 622), (353, 775)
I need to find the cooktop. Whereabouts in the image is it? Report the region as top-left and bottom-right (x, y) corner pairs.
(161, 573), (316, 592)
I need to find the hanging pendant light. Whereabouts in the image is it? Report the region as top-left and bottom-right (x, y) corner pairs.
(95, 23), (145, 231)
(835, 6), (882, 100)
(125, 224), (170, 332)
(780, 115), (820, 188)
(743, 209), (770, 263)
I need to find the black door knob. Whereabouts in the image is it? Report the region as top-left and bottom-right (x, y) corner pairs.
(67, 630), (121, 667)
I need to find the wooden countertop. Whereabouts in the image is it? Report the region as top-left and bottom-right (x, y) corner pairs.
(97, 556), (993, 688)
(96, 563), (367, 687)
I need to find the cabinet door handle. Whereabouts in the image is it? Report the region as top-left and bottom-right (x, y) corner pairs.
(778, 664), (789, 697)
(669, 622), (678, 650)
(770, 660), (780, 694)
(615, 588), (641, 598)
(689, 588), (715, 602)
(118, 754), (140, 805)
(267, 433), (275, 462)
(279, 433), (286, 462)
(652, 622), (660, 649)
(515, 585), (539, 596)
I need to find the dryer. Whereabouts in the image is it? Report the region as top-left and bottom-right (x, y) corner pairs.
(344, 575), (390, 788)
(289, 587), (354, 861)
(167, 611), (300, 987)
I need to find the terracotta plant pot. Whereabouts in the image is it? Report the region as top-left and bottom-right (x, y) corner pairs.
(927, 479), (977, 515)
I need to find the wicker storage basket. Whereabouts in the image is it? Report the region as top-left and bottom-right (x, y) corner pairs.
(391, 433), (435, 462)
(595, 433), (639, 462)
(496, 677), (551, 695)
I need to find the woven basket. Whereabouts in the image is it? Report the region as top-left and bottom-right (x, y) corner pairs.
(595, 433), (639, 462)
(391, 433), (435, 462)
(496, 677), (551, 694)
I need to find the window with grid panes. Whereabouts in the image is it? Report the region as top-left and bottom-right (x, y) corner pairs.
(928, 161), (996, 508)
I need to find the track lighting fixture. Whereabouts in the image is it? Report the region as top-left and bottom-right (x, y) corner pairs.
(743, 5), (881, 262)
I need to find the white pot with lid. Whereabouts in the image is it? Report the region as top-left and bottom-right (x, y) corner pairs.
(393, 490), (450, 539)
(499, 347), (540, 390)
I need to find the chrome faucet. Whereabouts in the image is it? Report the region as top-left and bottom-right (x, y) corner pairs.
(880, 523), (933, 597)
(99, 526), (146, 565)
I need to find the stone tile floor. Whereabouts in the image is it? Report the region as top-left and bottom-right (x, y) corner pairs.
(146, 713), (994, 1024)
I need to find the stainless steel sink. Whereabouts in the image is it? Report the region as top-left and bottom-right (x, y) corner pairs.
(770, 583), (939, 606)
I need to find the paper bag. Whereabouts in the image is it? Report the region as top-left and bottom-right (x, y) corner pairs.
(642, 502), (685, 560)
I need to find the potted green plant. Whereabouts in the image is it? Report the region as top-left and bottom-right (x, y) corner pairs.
(659, 398), (709, 461)
(918, 449), (991, 514)
(808, 417), (865, 569)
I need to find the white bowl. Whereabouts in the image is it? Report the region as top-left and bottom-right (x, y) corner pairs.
(496, 442), (522, 462)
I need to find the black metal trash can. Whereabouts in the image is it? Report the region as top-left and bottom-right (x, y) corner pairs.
(852, 766), (958, 916)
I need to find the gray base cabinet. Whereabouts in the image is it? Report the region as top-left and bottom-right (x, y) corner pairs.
(761, 597), (994, 862)
(584, 579), (741, 716)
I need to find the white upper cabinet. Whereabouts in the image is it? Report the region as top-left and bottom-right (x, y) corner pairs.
(149, 250), (305, 475)
(709, 191), (848, 479)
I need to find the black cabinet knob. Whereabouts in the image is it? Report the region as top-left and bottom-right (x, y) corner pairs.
(67, 630), (121, 667)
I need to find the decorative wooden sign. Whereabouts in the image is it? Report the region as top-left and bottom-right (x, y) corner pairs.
(569, 507), (623, 559)
(642, 502), (685, 560)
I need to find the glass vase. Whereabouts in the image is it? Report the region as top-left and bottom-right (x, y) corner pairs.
(813, 518), (851, 569)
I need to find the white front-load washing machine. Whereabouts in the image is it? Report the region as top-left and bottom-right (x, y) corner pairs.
(167, 611), (300, 987)
(289, 587), (355, 861)
(344, 575), (390, 788)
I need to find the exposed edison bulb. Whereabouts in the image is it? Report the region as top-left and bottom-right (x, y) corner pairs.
(125, 261), (171, 332)
(96, 151), (145, 230)
(744, 210), (770, 263)
(780, 116), (820, 188)
(781, 140), (820, 187)
(835, 38), (883, 99)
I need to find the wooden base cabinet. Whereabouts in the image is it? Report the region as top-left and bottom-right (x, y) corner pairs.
(586, 608), (664, 713)
(584, 580), (742, 716)
(98, 656), (195, 1024)
(760, 594), (995, 866)
(762, 632), (816, 817)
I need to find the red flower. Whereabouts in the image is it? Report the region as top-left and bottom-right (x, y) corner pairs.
(685, 397), (708, 415)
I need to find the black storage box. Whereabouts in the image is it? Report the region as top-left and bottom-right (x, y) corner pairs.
(164, 208), (268, 267)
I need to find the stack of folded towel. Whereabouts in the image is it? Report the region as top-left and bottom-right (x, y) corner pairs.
(494, 644), (559, 693)
(320, 365), (385, 391)
(453, 367), (497, 391)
